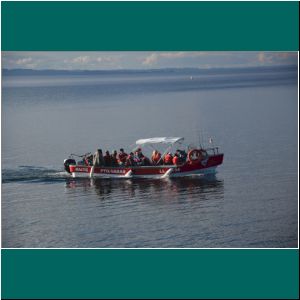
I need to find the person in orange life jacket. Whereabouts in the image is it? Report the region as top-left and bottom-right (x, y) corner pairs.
(104, 151), (112, 166)
(111, 150), (118, 166)
(118, 148), (128, 165)
(125, 152), (135, 166)
(164, 152), (173, 165)
(151, 150), (157, 163)
(172, 153), (179, 165)
(151, 150), (161, 165)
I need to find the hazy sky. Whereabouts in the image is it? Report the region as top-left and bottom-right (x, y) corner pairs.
(2, 51), (298, 70)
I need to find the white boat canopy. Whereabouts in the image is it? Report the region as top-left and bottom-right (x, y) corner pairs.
(136, 137), (184, 145)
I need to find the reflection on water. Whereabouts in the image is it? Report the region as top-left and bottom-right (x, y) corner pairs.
(65, 176), (224, 203)
(57, 176), (227, 247)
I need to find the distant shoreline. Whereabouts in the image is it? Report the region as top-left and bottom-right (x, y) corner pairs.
(2, 64), (297, 76)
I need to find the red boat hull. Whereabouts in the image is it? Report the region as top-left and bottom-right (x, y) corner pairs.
(69, 154), (224, 178)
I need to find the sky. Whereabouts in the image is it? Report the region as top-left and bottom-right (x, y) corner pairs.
(1, 51), (298, 70)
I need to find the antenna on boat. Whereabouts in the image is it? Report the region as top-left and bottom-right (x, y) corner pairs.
(197, 129), (203, 149)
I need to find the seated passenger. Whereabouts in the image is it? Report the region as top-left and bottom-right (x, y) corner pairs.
(142, 156), (151, 166)
(135, 148), (143, 157)
(104, 151), (112, 166)
(163, 152), (173, 165)
(151, 150), (161, 165)
(111, 150), (118, 166)
(118, 148), (128, 166)
(93, 149), (104, 167)
(125, 152), (135, 166)
(177, 149), (187, 163)
(85, 154), (93, 166)
(172, 153), (180, 165)
(134, 148), (144, 166)
(151, 150), (157, 163)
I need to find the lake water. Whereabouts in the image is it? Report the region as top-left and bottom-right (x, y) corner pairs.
(1, 66), (298, 248)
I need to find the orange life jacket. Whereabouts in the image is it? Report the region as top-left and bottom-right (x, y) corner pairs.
(164, 153), (173, 164)
(152, 153), (161, 164)
(172, 156), (179, 165)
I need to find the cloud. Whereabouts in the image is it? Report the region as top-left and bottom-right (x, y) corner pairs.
(258, 52), (265, 63)
(72, 56), (90, 63)
(15, 57), (33, 65)
(257, 52), (298, 65)
(60, 55), (122, 69)
(273, 52), (298, 60)
(96, 56), (118, 63)
(142, 52), (190, 66)
(142, 53), (159, 66)
(141, 52), (227, 66)
(159, 52), (187, 59)
(10, 57), (41, 68)
(142, 52), (189, 66)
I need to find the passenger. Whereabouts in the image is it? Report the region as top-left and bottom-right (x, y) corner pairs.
(84, 156), (89, 166)
(104, 151), (112, 166)
(134, 148), (143, 166)
(125, 152), (135, 166)
(156, 152), (162, 165)
(85, 154), (93, 166)
(177, 149), (187, 163)
(142, 156), (151, 166)
(136, 150), (151, 166)
(118, 148), (128, 166)
(111, 150), (118, 166)
(151, 150), (162, 165)
(151, 150), (157, 163)
(98, 149), (105, 166)
(134, 148), (142, 157)
(93, 149), (104, 167)
(134, 155), (142, 166)
(163, 152), (173, 165)
(92, 150), (98, 166)
(172, 153), (180, 165)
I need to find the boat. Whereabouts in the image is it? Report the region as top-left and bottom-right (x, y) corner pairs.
(63, 137), (224, 179)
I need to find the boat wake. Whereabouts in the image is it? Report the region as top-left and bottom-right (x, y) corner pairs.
(2, 166), (70, 184)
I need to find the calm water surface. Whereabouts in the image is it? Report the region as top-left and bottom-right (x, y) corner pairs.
(1, 66), (298, 247)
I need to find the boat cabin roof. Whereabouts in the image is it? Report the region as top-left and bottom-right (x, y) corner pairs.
(136, 137), (184, 145)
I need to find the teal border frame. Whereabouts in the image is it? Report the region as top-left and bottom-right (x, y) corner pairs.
(1, 1), (299, 51)
(1, 1), (299, 299)
(1, 249), (299, 299)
